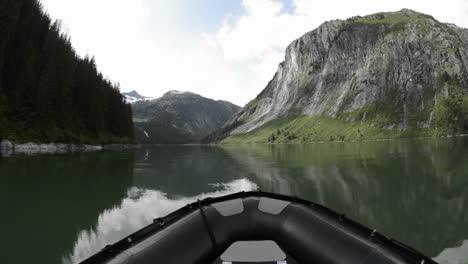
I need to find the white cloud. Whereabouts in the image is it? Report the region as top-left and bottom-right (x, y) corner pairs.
(40, 0), (468, 106)
(198, 0), (317, 105)
(40, 0), (158, 92)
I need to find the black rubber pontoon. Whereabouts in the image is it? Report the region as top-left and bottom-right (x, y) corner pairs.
(80, 191), (437, 264)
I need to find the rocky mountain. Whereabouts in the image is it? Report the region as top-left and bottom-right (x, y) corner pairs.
(132, 91), (240, 144)
(122, 90), (155, 104)
(208, 9), (468, 144)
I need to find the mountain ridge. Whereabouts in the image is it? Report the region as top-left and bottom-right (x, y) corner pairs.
(122, 90), (156, 104)
(132, 91), (240, 144)
(207, 9), (468, 144)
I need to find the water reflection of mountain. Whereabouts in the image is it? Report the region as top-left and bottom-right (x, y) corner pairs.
(220, 137), (468, 259)
(0, 151), (135, 264)
(131, 146), (250, 197)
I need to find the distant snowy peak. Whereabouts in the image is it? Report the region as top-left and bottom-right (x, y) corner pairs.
(123, 90), (198, 103)
(122, 90), (155, 104)
(164, 90), (196, 96)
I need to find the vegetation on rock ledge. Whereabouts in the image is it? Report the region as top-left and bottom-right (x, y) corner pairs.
(221, 98), (468, 144)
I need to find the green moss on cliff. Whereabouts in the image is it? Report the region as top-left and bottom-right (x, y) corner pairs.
(464, 97), (468, 131)
(350, 11), (433, 37)
(222, 114), (454, 144)
(243, 117), (255, 123)
(221, 94), (468, 144)
(337, 102), (402, 127)
(354, 12), (422, 25)
(432, 93), (467, 133)
(338, 90), (404, 125)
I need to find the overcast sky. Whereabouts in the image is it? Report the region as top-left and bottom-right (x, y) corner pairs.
(40, 0), (468, 106)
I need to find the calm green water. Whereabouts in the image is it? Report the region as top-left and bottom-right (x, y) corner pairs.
(1, 137), (468, 264)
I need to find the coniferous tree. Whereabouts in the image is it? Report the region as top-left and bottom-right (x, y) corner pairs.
(0, 0), (134, 143)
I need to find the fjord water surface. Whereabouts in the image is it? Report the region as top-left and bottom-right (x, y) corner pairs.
(1, 137), (467, 264)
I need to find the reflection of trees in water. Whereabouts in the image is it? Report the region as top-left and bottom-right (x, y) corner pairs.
(0, 151), (135, 264)
(221, 138), (468, 258)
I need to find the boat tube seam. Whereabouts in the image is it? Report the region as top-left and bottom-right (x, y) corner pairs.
(198, 199), (218, 250)
(282, 204), (379, 262)
(292, 203), (380, 248)
(359, 243), (384, 264)
(122, 211), (201, 257)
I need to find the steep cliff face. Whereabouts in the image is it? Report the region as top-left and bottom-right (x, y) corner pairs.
(132, 91), (240, 144)
(216, 9), (468, 143)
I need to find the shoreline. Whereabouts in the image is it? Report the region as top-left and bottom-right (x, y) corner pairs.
(2, 133), (467, 155)
(0, 139), (139, 157)
(216, 133), (468, 146)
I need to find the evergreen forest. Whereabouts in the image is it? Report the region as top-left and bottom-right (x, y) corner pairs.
(0, 0), (134, 144)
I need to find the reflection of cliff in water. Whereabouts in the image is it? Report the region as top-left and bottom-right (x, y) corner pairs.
(220, 137), (468, 258)
(0, 151), (135, 264)
(131, 146), (249, 197)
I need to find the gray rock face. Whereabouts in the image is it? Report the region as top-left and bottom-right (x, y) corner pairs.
(0, 140), (136, 156)
(10, 142), (103, 155)
(225, 9), (468, 135)
(0, 140), (13, 150)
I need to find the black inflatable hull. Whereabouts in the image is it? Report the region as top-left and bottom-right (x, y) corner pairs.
(81, 192), (437, 264)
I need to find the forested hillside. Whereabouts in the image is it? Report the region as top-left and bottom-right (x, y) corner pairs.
(0, 0), (134, 144)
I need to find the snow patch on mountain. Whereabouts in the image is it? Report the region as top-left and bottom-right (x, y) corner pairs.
(122, 90), (156, 104)
(165, 90), (196, 96)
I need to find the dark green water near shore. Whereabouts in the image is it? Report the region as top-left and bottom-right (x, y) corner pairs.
(1, 137), (467, 264)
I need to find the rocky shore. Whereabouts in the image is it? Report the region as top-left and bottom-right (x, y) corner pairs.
(0, 139), (137, 157)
